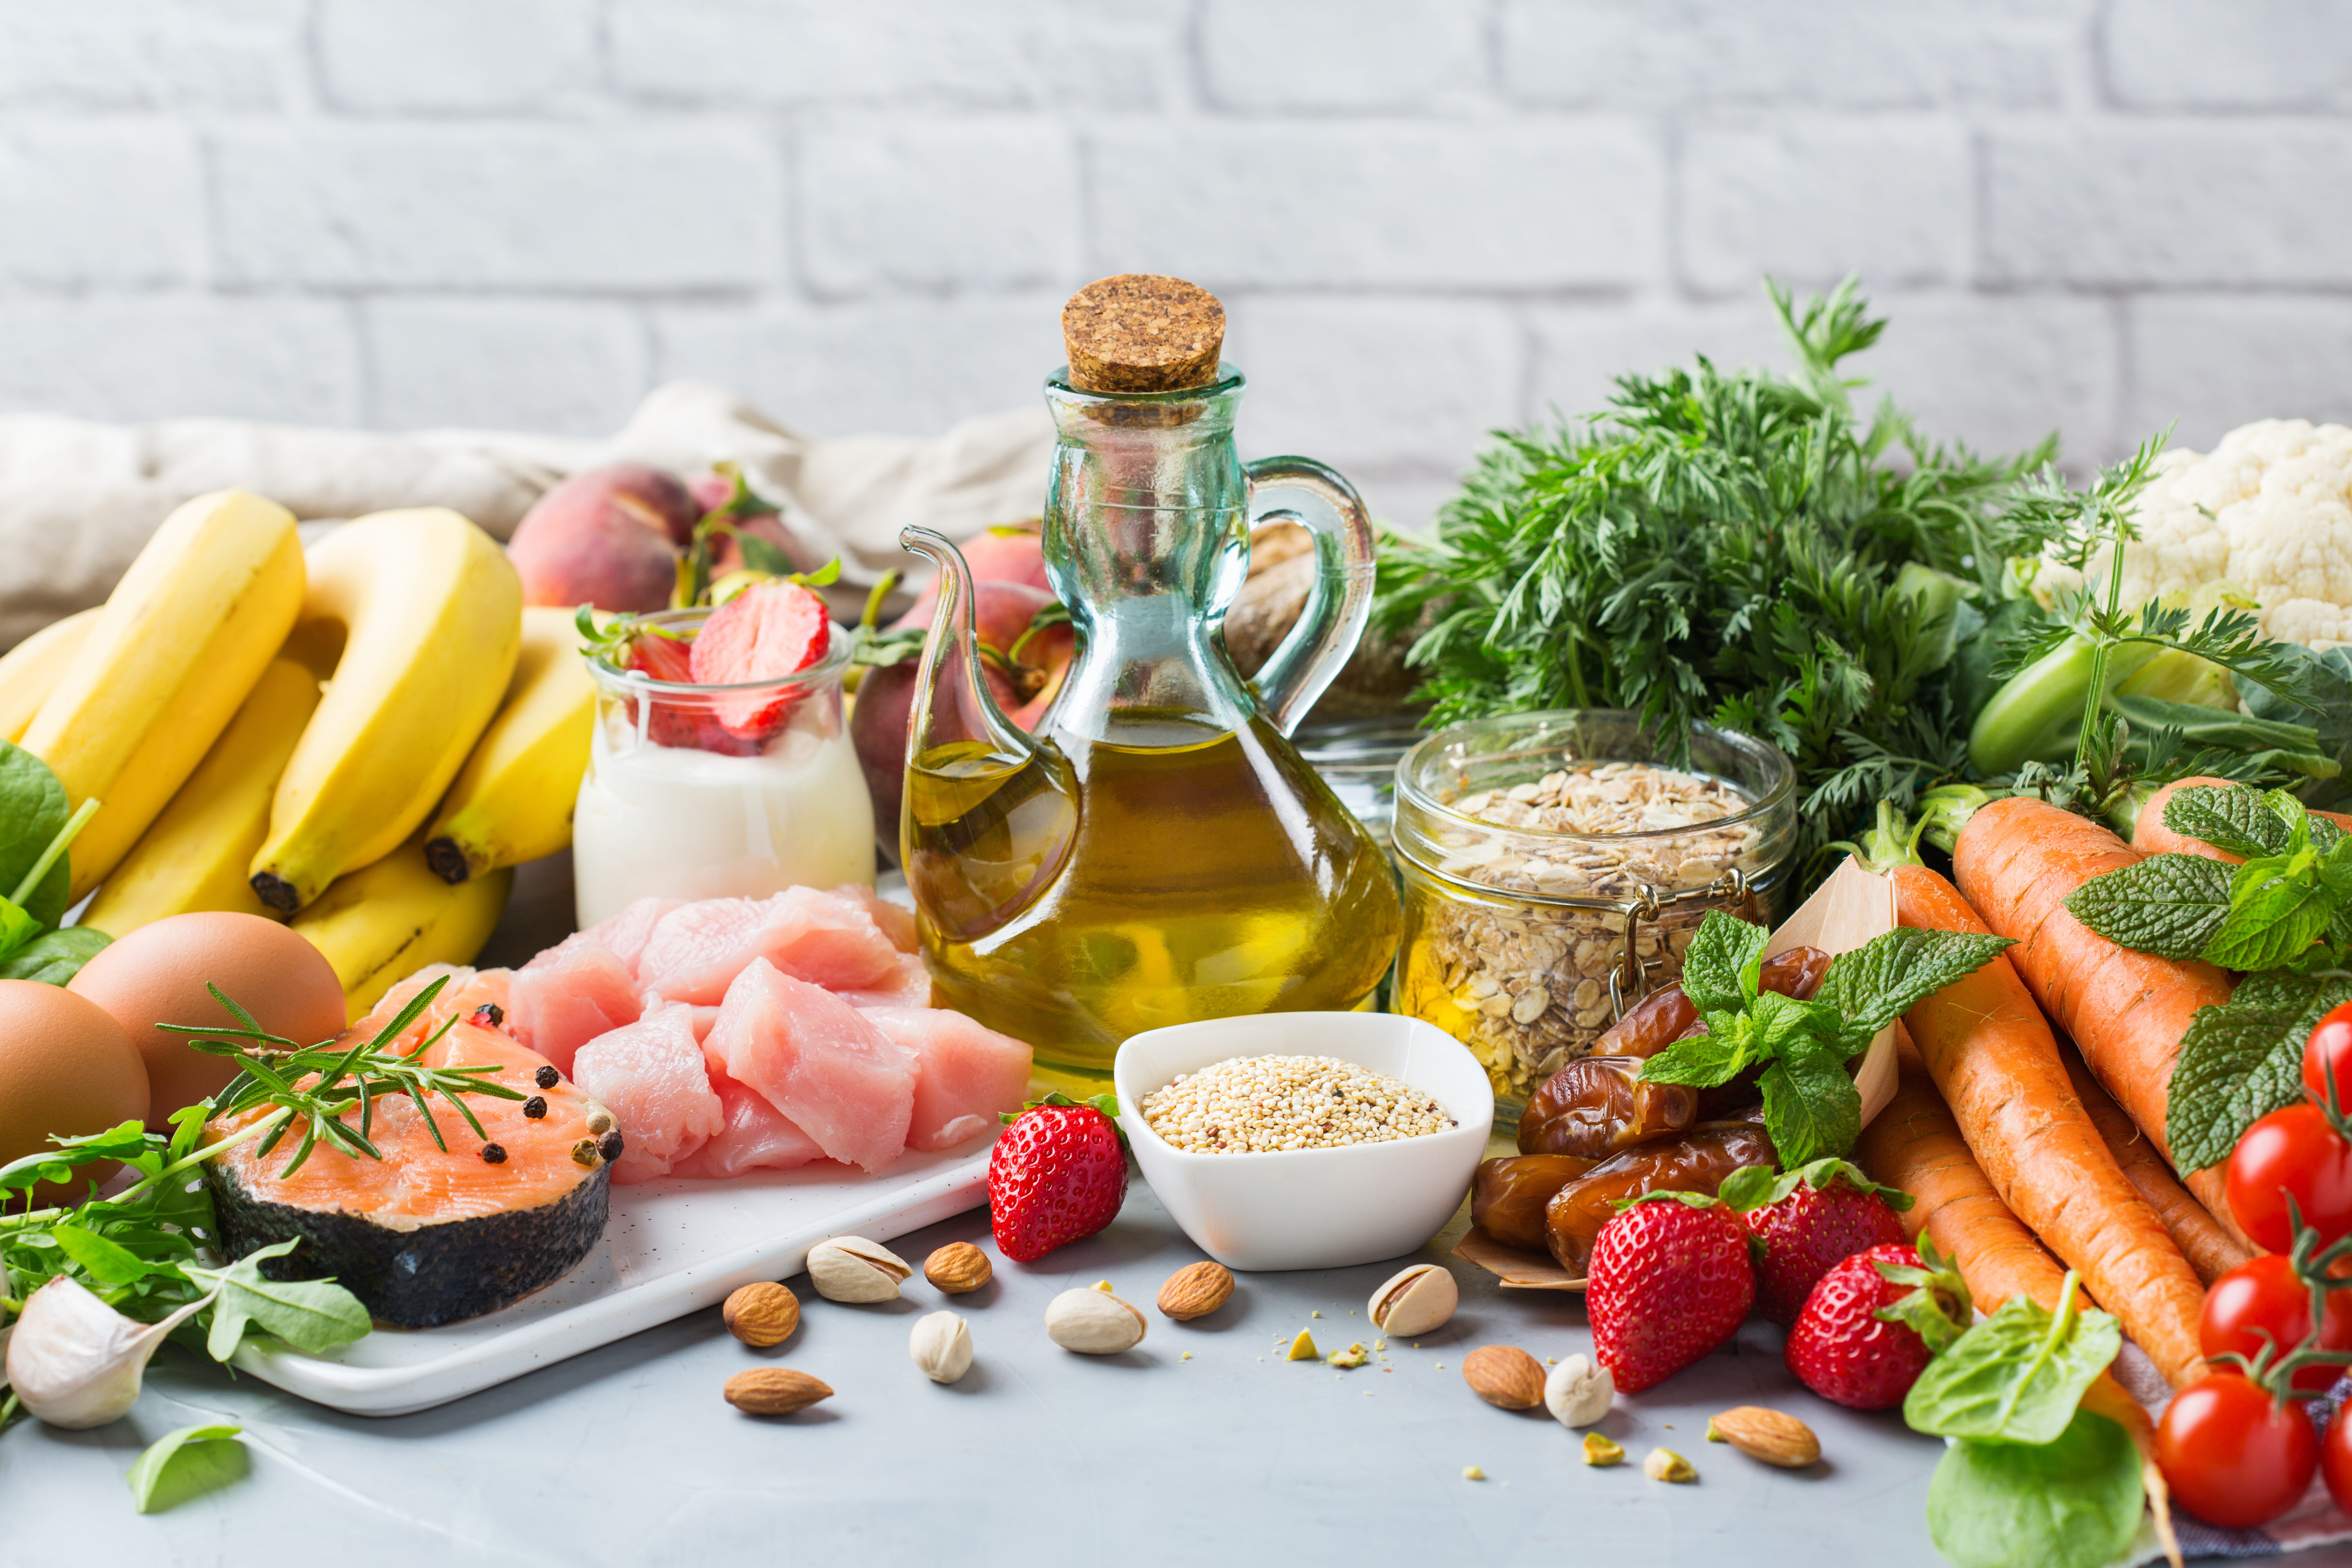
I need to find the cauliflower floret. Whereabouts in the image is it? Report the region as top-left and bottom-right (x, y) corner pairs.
(2034, 419), (2352, 649)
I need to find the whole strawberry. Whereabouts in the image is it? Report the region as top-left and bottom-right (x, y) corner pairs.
(1721, 1159), (1911, 1326)
(1784, 1239), (1971, 1409)
(987, 1093), (1129, 1263)
(1587, 1192), (1756, 1394)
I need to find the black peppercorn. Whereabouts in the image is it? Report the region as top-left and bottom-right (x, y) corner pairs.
(534, 1065), (560, 1089)
(598, 1130), (625, 1163)
(469, 1003), (505, 1028)
(481, 1143), (509, 1165)
(522, 1096), (548, 1119)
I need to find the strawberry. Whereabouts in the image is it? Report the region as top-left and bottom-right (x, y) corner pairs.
(1783, 1239), (1971, 1410)
(1586, 1192), (1756, 1394)
(689, 580), (831, 740)
(1720, 1158), (1912, 1326)
(986, 1093), (1129, 1263)
(627, 628), (763, 755)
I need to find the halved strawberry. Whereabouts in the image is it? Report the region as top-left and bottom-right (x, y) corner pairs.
(689, 580), (830, 739)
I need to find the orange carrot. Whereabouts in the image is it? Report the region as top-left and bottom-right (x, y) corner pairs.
(1891, 862), (2208, 1387)
(2134, 774), (2352, 863)
(1954, 797), (2237, 1226)
(2060, 1041), (2252, 1285)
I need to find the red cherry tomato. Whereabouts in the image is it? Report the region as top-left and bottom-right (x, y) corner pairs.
(2156, 1373), (2319, 1529)
(2227, 1103), (2352, 1254)
(2305, 1000), (2352, 1113)
(2201, 1254), (2352, 1392)
(2324, 1388), (2352, 1515)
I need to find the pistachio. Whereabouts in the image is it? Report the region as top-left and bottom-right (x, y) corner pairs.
(1157, 1261), (1235, 1321)
(1644, 1447), (1696, 1483)
(1367, 1263), (1458, 1339)
(1044, 1287), (1146, 1354)
(721, 1282), (800, 1348)
(1707, 1406), (1820, 1468)
(923, 1242), (992, 1295)
(806, 1237), (911, 1304)
(1462, 1345), (1546, 1411)
(724, 1367), (832, 1416)
(1582, 1431), (1625, 1467)
(909, 1312), (973, 1384)
(1543, 1353), (1613, 1428)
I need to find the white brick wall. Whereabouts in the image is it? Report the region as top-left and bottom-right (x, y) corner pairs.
(0, 0), (2348, 534)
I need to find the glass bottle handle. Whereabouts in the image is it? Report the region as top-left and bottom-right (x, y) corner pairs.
(1240, 455), (1377, 738)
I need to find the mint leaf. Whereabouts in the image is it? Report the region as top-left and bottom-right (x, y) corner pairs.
(2204, 849), (2341, 970)
(2166, 781), (2293, 858)
(2064, 853), (2232, 960)
(0, 924), (110, 986)
(1639, 1029), (1751, 1087)
(1680, 910), (1771, 1014)
(126, 1424), (246, 1514)
(1815, 926), (2016, 1036)
(1904, 1282), (2120, 1443)
(187, 1241), (371, 1361)
(1926, 1412), (2141, 1568)
(1717, 1156), (1914, 1213)
(1758, 1047), (1861, 1166)
(2167, 970), (2352, 1171)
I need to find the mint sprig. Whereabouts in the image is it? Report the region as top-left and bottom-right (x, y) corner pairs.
(2061, 852), (2233, 959)
(2167, 969), (2352, 1172)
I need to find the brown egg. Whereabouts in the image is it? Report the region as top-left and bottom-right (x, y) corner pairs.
(69, 912), (347, 1125)
(0, 980), (149, 1184)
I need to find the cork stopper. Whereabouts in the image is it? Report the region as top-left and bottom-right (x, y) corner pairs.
(1061, 274), (1225, 394)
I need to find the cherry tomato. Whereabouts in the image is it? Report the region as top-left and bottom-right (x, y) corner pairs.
(2156, 1373), (2318, 1529)
(2227, 1103), (2352, 1254)
(2324, 1388), (2352, 1515)
(2201, 1254), (2352, 1391)
(2305, 1000), (2352, 1113)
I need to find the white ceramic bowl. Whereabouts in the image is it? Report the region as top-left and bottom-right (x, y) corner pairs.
(1113, 1012), (1496, 1273)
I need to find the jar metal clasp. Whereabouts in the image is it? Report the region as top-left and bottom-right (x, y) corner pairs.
(1603, 865), (1757, 1021)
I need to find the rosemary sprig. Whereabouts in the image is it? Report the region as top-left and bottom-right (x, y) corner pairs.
(158, 976), (524, 1177)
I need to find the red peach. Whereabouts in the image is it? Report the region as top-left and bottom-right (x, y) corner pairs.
(509, 462), (700, 612)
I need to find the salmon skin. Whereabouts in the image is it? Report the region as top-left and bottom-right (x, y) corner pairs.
(205, 1003), (616, 1330)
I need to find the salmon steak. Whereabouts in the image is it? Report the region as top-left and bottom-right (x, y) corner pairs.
(205, 999), (618, 1330)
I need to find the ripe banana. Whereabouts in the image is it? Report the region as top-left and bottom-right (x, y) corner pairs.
(289, 838), (514, 1020)
(0, 607), (100, 743)
(250, 508), (521, 914)
(423, 605), (595, 883)
(82, 657), (323, 936)
(23, 490), (304, 900)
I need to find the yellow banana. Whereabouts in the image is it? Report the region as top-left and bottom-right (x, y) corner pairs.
(0, 607), (100, 743)
(23, 490), (304, 900)
(422, 605), (595, 883)
(289, 838), (514, 1020)
(250, 508), (521, 914)
(82, 657), (323, 936)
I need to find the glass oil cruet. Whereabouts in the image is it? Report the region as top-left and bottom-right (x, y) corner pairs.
(899, 273), (1402, 1080)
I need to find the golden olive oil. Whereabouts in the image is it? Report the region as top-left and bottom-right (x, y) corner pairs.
(905, 709), (1400, 1077)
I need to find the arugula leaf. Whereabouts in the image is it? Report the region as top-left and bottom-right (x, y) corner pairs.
(1679, 910), (1770, 1014)
(1758, 1046), (1861, 1168)
(126, 1423), (247, 1514)
(2165, 781), (2294, 858)
(1814, 926), (2016, 1036)
(49, 1222), (162, 1285)
(0, 739), (70, 926)
(1926, 1411), (2142, 1568)
(2167, 970), (2352, 1172)
(2063, 853), (2233, 959)
(186, 1241), (372, 1361)
(1905, 1278), (2122, 1444)
(0, 924), (110, 985)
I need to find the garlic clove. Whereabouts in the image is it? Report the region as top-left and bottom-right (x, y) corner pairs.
(5, 1276), (206, 1431)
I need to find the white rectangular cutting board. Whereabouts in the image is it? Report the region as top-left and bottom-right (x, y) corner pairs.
(231, 1143), (993, 1416)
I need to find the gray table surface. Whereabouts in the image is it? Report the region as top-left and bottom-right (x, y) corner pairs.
(11, 859), (2348, 1566)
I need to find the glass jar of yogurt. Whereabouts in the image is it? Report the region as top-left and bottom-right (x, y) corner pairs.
(574, 607), (874, 927)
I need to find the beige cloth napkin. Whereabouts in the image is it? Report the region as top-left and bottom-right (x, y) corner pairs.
(0, 380), (1054, 648)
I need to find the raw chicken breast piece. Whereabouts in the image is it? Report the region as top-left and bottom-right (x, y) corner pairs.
(668, 1062), (828, 1180)
(864, 1007), (1033, 1152)
(706, 959), (914, 1173)
(509, 933), (644, 1073)
(580, 896), (684, 980)
(837, 951), (934, 1011)
(638, 886), (907, 1006)
(572, 1003), (725, 1183)
(828, 883), (918, 954)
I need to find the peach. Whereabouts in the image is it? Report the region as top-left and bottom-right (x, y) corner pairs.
(509, 463), (700, 613)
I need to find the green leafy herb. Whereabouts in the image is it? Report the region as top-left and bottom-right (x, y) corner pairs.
(126, 1424), (247, 1514)
(1925, 1409), (2143, 1568)
(2242, 645), (2352, 813)
(2062, 852), (2233, 959)
(1872, 1236), (1972, 1355)
(2167, 970), (2352, 1172)
(1904, 1274), (2122, 1444)
(2167, 781), (2301, 859)
(186, 1240), (370, 1361)
(2204, 824), (2352, 972)
(1717, 1156), (1915, 1213)
(0, 741), (108, 985)
(0, 925), (112, 985)
(1677, 910), (1771, 1015)
(1812, 925), (2017, 1036)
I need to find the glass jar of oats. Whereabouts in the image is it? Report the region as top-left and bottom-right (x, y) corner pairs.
(1390, 711), (1796, 1118)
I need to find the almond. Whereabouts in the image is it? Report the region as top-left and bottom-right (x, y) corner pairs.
(1706, 1406), (1820, 1468)
(723, 1368), (832, 1416)
(924, 1242), (993, 1295)
(722, 1282), (800, 1348)
(1461, 1344), (1546, 1411)
(1157, 1261), (1234, 1321)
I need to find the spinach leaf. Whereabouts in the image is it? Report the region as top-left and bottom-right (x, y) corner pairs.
(0, 739), (69, 926)
(2168, 970), (2352, 1172)
(1926, 1411), (2142, 1568)
(0, 924), (110, 985)
(2063, 853), (2233, 960)
(127, 1423), (247, 1514)
(1813, 926), (2015, 1037)
(185, 1241), (372, 1361)
(1905, 1280), (2122, 1444)
(1679, 909), (1771, 1014)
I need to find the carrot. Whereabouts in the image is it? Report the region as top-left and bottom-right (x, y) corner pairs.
(1953, 797), (2237, 1223)
(2134, 774), (2352, 863)
(1891, 862), (2208, 1387)
(2059, 1041), (2252, 1285)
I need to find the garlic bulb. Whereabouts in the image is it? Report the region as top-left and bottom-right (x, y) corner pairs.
(4, 1276), (205, 1430)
